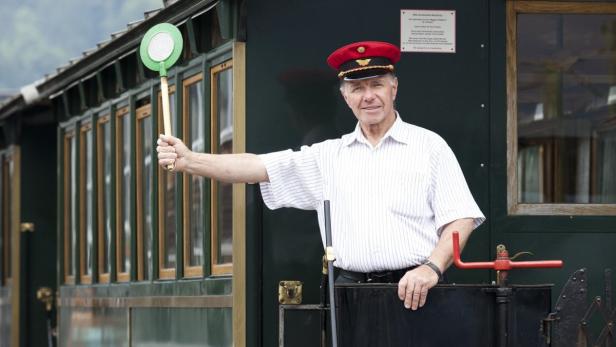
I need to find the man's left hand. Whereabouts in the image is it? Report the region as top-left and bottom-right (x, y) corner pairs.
(397, 265), (439, 310)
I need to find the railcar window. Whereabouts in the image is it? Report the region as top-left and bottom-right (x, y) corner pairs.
(116, 107), (131, 282)
(158, 86), (178, 279)
(79, 123), (94, 284)
(63, 131), (77, 284)
(97, 115), (112, 283)
(183, 74), (206, 278)
(211, 61), (233, 275)
(508, 2), (616, 215)
(136, 104), (154, 281)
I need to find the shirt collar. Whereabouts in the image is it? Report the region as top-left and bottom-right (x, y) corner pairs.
(342, 112), (409, 147)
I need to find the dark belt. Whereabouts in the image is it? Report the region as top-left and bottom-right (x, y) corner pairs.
(335, 266), (417, 284)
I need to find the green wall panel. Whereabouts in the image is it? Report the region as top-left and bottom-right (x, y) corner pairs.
(59, 307), (127, 347)
(499, 232), (616, 302)
(131, 308), (232, 346)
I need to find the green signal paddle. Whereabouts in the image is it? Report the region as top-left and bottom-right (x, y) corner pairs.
(139, 23), (183, 170)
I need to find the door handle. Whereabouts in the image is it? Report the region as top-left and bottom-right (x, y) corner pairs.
(36, 287), (53, 312)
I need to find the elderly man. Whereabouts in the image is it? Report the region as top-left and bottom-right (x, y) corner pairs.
(157, 41), (485, 310)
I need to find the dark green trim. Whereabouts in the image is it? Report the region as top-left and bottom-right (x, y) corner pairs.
(114, 61), (125, 94)
(90, 112), (99, 284)
(143, 105), (155, 282)
(74, 121), (81, 285)
(217, 0), (233, 40)
(174, 73), (184, 279)
(129, 95), (138, 282)
(136, 54), (147, 85)
(59, 294), (233, 308)
(57, 128), (64, 284)
(202, 57), (212, 276)
(182, 65), (203, 80)
(61, 93), (71, 119)
(95, 72), (105, 103)
(186, 17), (200, 56)
(245, 186), (263, 347)
(77, 83), (87, 112)
(60, 276), (231, 296)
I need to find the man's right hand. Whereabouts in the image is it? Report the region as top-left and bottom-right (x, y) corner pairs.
(156, 134), (191, 172)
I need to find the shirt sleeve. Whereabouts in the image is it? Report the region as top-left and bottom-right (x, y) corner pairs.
(258, 145), (323, 210)
(430, 142), (485, 233)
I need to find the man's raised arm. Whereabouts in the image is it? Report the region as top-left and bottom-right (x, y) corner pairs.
(156, 134), (269, 184)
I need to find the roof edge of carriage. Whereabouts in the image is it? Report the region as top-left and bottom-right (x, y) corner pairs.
(0, 0), (220, 122)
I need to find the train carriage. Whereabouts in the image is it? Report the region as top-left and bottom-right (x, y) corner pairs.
(0, 0), (615, 346)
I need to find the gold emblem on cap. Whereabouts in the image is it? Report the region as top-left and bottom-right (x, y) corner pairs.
(356, 59), (371, 67)
(357, 46), (366, 53)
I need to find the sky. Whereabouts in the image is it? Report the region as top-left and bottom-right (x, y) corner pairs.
(0, 0), (162, 96)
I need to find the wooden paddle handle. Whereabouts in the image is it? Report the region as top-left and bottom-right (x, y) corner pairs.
(160, 76), (175, 171)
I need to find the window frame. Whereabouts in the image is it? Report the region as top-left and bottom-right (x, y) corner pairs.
(210, 59), (234, 275)
(79, 121), (94, 284)
(115, 106), (131, 282)
(157, 85), (178, 280)
(590, 120), (616, 199)
(63, 129), (77, 284)
(506, 1), (616, 215)
(182, 73), (206, 278)
(135, 103), (153, 281)
(96, 114), (112, 283)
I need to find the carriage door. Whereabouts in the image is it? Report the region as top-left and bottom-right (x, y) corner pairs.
(1, 122), (58, 347)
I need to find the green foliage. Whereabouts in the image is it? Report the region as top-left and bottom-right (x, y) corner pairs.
(0, 0), (161, 92)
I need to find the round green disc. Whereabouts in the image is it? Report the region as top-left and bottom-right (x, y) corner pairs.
(139, 23), (183, 76)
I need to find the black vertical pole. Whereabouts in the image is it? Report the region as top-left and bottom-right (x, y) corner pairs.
(605, 269), (612, 347)
(320, 260), (327, 347)
(494, 287), (512, 347)
(324, 200), (338, 347)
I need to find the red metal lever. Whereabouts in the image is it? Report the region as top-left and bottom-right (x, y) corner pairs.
(452, 231), (563, 271)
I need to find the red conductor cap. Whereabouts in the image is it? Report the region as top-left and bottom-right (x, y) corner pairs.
(326, 41), (401, 80)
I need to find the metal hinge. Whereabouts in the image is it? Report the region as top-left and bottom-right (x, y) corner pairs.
(541, 313), (557, 345)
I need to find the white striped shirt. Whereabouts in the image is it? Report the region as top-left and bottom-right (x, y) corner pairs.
(259, 114), (485, 272)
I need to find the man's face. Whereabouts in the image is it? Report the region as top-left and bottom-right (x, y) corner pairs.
(341, 74), (398, 126)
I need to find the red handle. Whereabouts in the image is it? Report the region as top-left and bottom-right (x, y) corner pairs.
(452, 232), (563, 271)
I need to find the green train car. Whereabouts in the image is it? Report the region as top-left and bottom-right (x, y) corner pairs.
(0, 0), (615, 346)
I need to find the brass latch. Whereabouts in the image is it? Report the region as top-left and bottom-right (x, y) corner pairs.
(20, 222), (35, 233)
(37, 287), (53, 312)
(278, 281), (303, 304)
